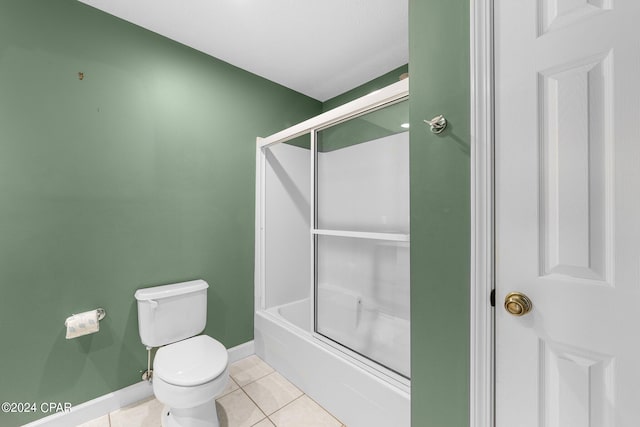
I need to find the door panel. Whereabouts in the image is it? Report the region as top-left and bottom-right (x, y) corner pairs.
(495, 1), (640, 425)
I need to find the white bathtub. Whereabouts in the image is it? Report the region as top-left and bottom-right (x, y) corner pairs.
(254, 298), (410, 427)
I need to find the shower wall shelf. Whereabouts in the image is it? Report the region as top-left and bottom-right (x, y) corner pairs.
(312, 229), (409, 242)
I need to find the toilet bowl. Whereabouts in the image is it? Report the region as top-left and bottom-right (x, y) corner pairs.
(153, 335), (229, 427)
(135, 280), (228, 427)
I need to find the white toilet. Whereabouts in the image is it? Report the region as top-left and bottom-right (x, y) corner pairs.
(135, 279), (228, 427)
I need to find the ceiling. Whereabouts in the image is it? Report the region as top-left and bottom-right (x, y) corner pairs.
(77, 0), (408, 101)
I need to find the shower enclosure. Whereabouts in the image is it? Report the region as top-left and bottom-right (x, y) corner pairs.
(254, 79), (409, 427)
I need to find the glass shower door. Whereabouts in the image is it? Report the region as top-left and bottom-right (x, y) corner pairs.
(313, 99), (410, 378)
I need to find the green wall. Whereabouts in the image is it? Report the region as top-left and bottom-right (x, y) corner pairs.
(409, 0), (470, 426)
(0, 1), (321, 425)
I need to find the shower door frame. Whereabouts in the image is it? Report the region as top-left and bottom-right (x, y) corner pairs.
(255, 78), (410, 390)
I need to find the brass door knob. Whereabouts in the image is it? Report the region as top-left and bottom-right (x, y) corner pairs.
(504, 292), (533, 316)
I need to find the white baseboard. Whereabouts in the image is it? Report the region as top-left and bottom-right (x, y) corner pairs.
(23, 340), (254, 427)
(22, 381), (154, 427)
(228, 340), (255, 363)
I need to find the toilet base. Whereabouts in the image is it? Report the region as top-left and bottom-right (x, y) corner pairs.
(160, 400), (219, 427)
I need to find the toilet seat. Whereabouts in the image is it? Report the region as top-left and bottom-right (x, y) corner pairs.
(154, 335), (228, 387)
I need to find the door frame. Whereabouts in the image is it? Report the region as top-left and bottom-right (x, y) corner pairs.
(469, 0), (494, 426)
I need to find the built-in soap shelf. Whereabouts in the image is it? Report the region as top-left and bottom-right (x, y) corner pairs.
(312, 228), (410, 242)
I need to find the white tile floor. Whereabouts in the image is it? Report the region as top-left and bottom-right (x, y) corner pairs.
(78, 355), (345, 427)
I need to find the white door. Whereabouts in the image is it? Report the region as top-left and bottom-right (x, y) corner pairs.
(495, 1), (640, 426)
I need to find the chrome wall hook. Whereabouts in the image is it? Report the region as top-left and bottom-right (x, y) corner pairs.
(424, 115), (447, 134)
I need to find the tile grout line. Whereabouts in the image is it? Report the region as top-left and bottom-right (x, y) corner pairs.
(227, 358), (277, 425)
(268, 392), (345, 427)
(237, 385), (270, 425)
(230, 366), (276, 389)
(216, 376), (241, 400)
(265, 393), (306, 424)
(238, 374), (281, 421)
(235, 358), (343, 426)
(303, 393), (346, 426)
(236, 368), (309, 427)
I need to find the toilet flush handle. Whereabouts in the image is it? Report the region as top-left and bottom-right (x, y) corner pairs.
(148, 299), (158, 309)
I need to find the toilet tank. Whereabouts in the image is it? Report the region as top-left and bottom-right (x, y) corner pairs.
(134, 279), (209, 347)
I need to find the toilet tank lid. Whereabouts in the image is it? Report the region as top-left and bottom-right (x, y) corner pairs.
(134, 279), (208, 301)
